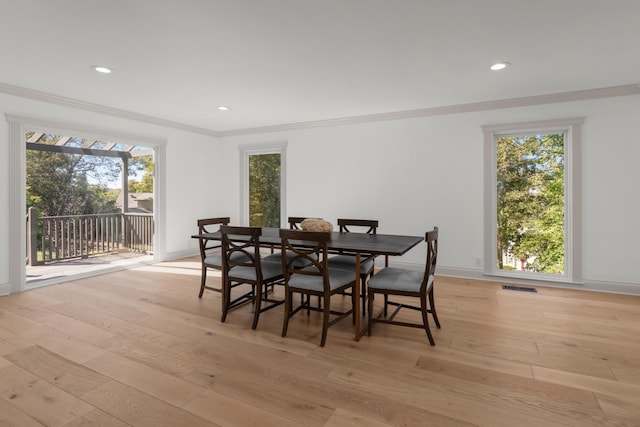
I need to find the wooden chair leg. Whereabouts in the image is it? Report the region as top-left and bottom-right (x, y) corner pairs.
(282, 290), (292, 337)
(429, 287), (441, 328)
(361, 274), (367, 317)
(383, 294), (389, 316)
(352, 287), (356, 325)
(429, 288), (440, 329)
(251, 284), (262, 330)
(367, 292), (374, 336)
(320, 294), (331, 347)
(199, 267), (207, 298)
(221, 278), (231, 322)
(421, 294), (435, 346)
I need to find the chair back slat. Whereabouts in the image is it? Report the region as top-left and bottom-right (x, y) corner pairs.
(422, 227), (439, 292)
(337, 218), (379, 235)
(288, 217), (308, 229)
(220, 225), (263, 282)
(198, 217), (231, 233)
(197, 217), (230, 255)
(280, 229), (331, 289)
(289, 216), (324, 230)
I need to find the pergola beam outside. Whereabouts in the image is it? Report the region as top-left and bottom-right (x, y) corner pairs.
(26, 142), (133, 159)
(55, 136), (72, 146)
(80, 139), (96, 148)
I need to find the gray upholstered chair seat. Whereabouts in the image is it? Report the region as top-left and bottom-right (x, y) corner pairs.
(228, 260), (283, 281)
(220, 225), (286, 329)
(288, 267), (356, 292)
(280, 228), (356, 347)
(205, 251), (250, 268)
(367, 227), (440, 346)
(328, 219), (380, 317)
(264, 250), (316, 269)
(327, 255), (374, 275)
(368, 268), (433, 293)
(197, 216), (231, 297)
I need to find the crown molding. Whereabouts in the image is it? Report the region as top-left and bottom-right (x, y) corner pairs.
(2, 81), (639, 138)
(0, 82), (220, 137)
(217, 84), (640, 137)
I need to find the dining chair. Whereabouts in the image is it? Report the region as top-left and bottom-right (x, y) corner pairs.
(367, 227), (441, 345)
(286, 216), (307, 229)
(280, 229), (357, 347)
(328, 218), (380, 315)
(220, 225), (285, 329)
(197, 217), (236, 297)
(263, 216), (317, 268)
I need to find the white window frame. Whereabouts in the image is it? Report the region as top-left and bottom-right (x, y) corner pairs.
(6, 114), (166, 294)
(482, 118), (583, 284)
(238, 141), (287, 227)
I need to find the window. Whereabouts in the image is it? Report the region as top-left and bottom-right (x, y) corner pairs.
(483, 119), (582, 283)
(6, 114), (165, 294)
(239, 142), (287, 227)
(25, 133), (156, 271)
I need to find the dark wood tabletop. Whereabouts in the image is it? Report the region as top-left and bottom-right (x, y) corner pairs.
(192, 226), (424, 340)
(192, 227), (423, 257)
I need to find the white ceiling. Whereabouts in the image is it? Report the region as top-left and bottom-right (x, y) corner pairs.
(2, 0), (640, 134)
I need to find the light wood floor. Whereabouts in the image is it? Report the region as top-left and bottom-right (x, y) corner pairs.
(1, 257), (639, 427)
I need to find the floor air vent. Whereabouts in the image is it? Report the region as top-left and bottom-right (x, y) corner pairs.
(502, 285), (537, 293)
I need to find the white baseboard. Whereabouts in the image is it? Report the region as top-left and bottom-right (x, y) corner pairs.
(0, 281), (10, 296)
(161, 248), (199, 262)
(389, 261), (640, 296)
(581, 279), (640, 296)
(9, 254), (638, 297)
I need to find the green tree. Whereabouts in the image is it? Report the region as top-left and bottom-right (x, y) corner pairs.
(128, 156), (154, 193)
(249, 153), (281, 227)
(518, 134), (565, 273)
(26, 135), (119, 216)
(496, 134), (564, 273)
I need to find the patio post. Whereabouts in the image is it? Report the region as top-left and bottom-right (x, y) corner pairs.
(121, 156), (129, 249)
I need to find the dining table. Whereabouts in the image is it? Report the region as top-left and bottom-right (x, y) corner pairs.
(192, 227), (424, 340)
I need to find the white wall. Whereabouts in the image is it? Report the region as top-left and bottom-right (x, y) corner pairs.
(0, 93), (226, 295)
(2, 92), (639, 295)
(0, 104), (9, 293)
(221, 94), (640, 294)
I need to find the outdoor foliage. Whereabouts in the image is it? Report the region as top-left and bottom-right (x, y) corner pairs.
(27, 133), (155, 216)
(496, 133), (565, 274)
(249, 153), (281, 227)
(128, 156), (154, 193)
(26, 135), (120, 216)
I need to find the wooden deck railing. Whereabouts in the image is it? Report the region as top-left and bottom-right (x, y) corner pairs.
(122, 213), (154, 254)
(26, 207), (154, 265)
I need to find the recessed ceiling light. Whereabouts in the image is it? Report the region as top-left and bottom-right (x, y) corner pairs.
(217, 106), (230, 111)
(93, 66), (113, 74)
(490, 62), (510, 71)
